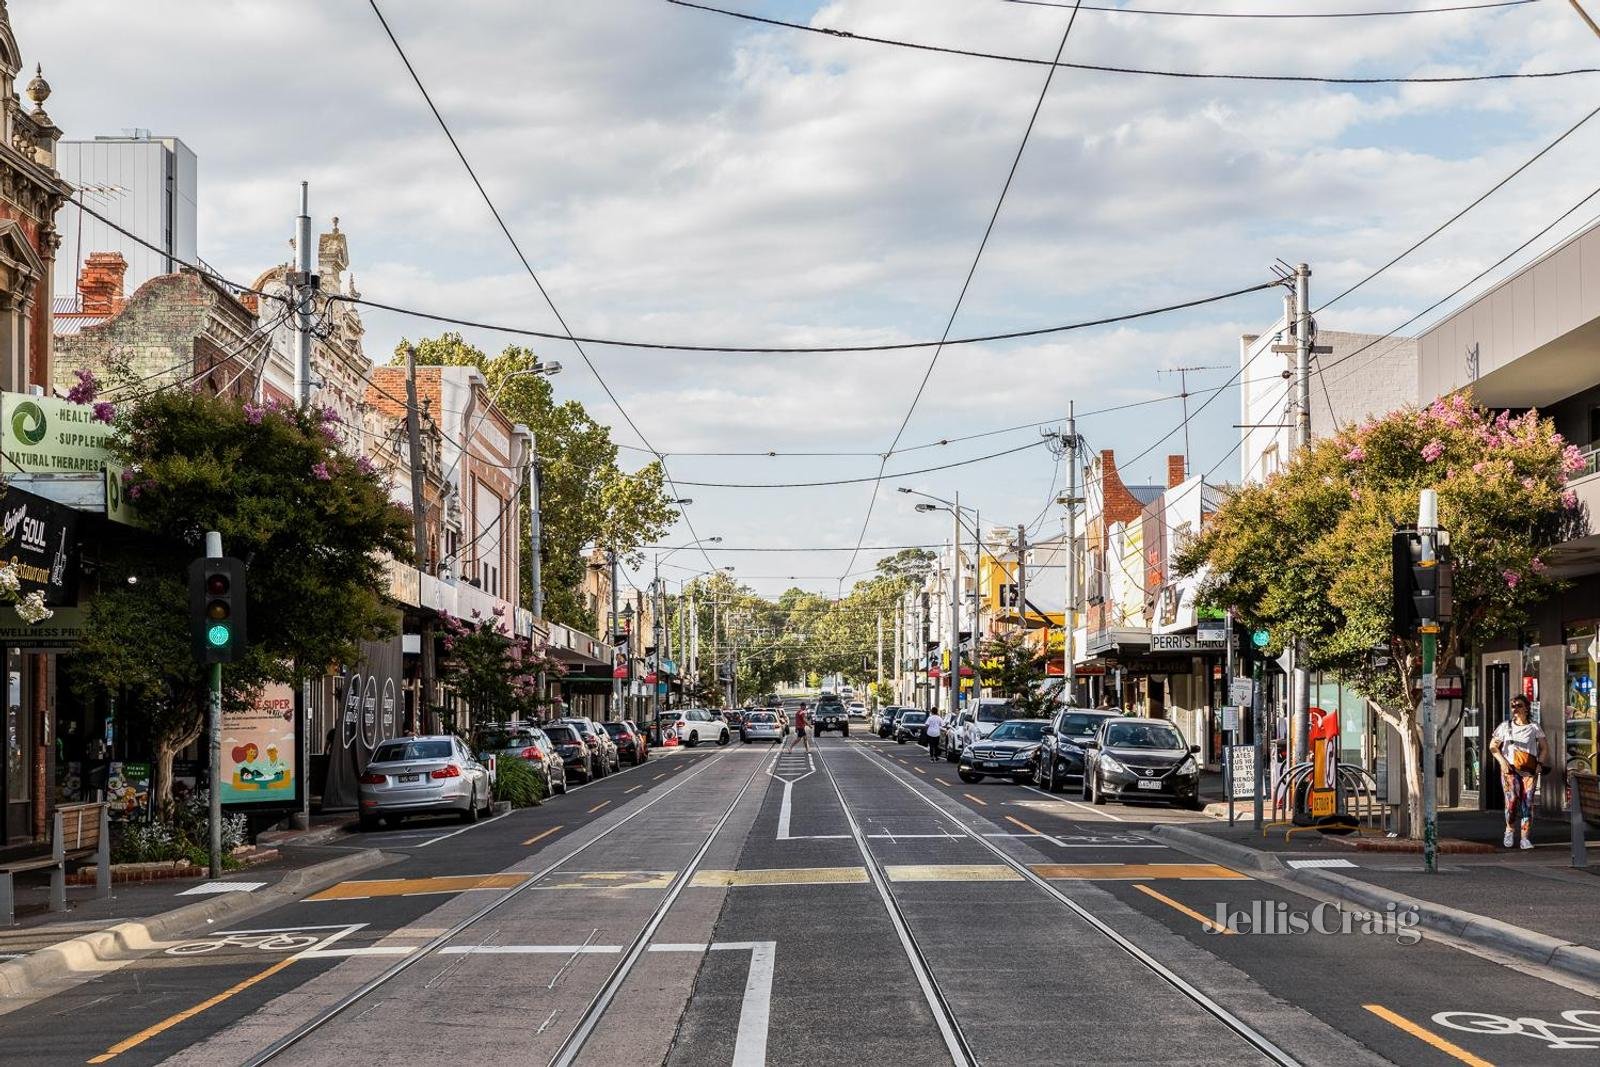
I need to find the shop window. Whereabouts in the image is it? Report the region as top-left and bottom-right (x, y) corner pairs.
(1566, 623), (1598, 774)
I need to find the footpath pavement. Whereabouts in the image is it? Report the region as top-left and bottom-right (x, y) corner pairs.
(1151, 808), (1600, 989)
(0, 815), (388, 1005)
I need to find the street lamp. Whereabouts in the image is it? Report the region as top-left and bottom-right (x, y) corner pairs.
(903, 487), (983, 737)
(650, 537), (722, 730)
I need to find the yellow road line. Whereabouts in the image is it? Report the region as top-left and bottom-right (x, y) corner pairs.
(308, 873), (527, 901)
(914, 767), (926, 775)
(1364, 1004), (1494, 1067)
(936, 778), (952, 786)
(88, 957), (296, 1062)
(538, 870), (675, 890)
(1005, 815), (1042, 835)
(692, 867), (868, 887)
(587, 800), (611, 814)
(1133, 883), (1236, 934)
(1029, 862), (1245, 880)
(522, 825), (562, 847)
(885, 864), (1022, 882)
(624, 785), (642, 794)
(653, 773), (666, 780)
(963, 793), (988, 806)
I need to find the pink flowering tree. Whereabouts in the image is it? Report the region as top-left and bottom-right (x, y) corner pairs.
(1177, 392), (1581, 836)
(436, 609), (564, 728)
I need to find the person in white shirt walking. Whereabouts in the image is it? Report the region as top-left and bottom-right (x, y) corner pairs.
(924, 709), (944, 761)
(1490, 695), (1549, 850)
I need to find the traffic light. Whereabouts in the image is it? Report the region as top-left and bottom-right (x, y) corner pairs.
(188, 556), (248, 664)
(1391, 528), (1452, 637)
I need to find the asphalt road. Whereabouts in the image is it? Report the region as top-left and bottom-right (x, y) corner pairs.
(5, 731), (1597, 1066)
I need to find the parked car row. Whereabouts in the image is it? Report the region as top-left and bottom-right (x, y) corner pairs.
(355, 716), (654, 831)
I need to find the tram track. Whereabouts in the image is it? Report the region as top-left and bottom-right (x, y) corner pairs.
(240, 746), (775, 1067)
(833, 741), (1298, 1067)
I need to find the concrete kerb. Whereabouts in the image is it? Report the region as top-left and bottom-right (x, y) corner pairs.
(1144, 823), (1600, 987)
(0, 846), (393, 1005)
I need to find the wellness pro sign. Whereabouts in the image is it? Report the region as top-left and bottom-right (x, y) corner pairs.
(1, 393), (112, 474)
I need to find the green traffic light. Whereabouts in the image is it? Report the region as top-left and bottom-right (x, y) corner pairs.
(207, 623), (231, 647)
(1251, 629), (1270, 649)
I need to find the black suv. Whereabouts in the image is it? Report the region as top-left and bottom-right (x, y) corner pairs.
(813, 696), (850, 736)
(1034, 708), (1123, 793)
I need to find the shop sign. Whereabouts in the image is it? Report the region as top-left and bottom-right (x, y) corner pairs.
(104, 464), (144, 527)
(107, 761), (151, 818)
(0, 604), (83, 645)
(1226, 744), (1255, 800)
(1, 393), (113, 474)
(221, 681), (297, 805)
(0, 486), (79, 605)
(1151, 632), (1224, 653)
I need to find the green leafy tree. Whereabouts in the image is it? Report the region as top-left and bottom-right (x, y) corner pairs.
(978, 631), (1055, 718)
(1177, 393), (1581, 836)
(72, 391), (414, 807)
(403, 334), (678, 631)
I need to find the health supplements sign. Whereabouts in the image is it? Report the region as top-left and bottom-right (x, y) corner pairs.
(1, 394), (112, 474)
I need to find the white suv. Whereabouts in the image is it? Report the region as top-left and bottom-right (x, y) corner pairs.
(669, 708), (730, 747)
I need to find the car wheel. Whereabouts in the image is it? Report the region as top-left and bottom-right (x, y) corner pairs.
(896, 737), (906, 745)
(1092, 773), (1106, 805)
(843, 726), (850, 737)
(359, 813), (379, 832)
(1081, 768), (1093, 801)
(718, 730), (730, 746)
(1046, 760), (1060, 794)
(461, 787), (480, 823)
(741, 732), (749, 744)
(555, 772), (567, 795)
(958, 771), (982, 784)
(1181, 795), (1205, 812)
(688, 730), (700, 747)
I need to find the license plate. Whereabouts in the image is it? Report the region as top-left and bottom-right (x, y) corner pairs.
(399, 773), (420, 783)
(982, 762), (1001, 770)
(1136, 779), (1163, 790)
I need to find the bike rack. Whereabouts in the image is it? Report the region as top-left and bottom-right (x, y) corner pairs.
(1267, 761), (1388, 841)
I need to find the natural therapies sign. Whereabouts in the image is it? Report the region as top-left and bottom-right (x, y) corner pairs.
(1, 393), (112, 473)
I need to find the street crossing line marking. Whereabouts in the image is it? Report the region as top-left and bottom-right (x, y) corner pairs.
(87, 957), (296, 1062)
(962, 793), (988, 806)
(307, 874), (528, 901)
(1364, 1004), (1493, 1067)
(1029, 863), (1246, 881)
(691, 867), (869, 887)
(587, 800), (612, 814)
(1285, 858), (1357, 869)
(1134, 884), (1237, 934)
(536, 870), (676, 890)
(176, 880), (267, 896)
(884, 864), (1022, 882)
(523, 825), (563, 847)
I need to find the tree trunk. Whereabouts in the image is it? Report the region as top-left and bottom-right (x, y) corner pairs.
(1400, 721), (1424, 839)
(153, 736), (178, 814)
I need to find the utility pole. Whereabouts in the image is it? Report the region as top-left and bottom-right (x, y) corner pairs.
(1064, 404), (1079, 705)
(291, 182), (315, 410)
(678, 585), (686, 711)
(1419, 489), (1441, 873)
(950, 491), (961, 720)
(403, 343), (432, 734)
(528, 456), (543, 620)
(1291, 265), (1314, 767)
(1015, 523), (1028, 638)
(205, 530), (223, 879)
(609, 550), (621, 723)
(876, 612), (884, 703)
(893, 602), (903, 705)
(652, 569), (663, 727)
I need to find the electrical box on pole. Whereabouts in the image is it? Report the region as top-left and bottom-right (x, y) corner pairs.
(189, 556), (248, 664)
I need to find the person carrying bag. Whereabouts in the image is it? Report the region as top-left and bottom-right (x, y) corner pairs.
(1490, 695), (1549, 850)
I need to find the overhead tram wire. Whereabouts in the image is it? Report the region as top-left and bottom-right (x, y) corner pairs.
(1004, 0), (1539, 16)
(840, 1), (1086, 586)
(68, 192), (1277, 358)
(666, 0), (1595, 84)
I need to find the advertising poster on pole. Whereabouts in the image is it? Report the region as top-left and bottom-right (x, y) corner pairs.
(221, 681), (298, 806)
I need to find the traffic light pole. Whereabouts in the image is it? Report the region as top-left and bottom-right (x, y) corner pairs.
(1419, 490), (1440, 874)
(206, 530), (223, 879)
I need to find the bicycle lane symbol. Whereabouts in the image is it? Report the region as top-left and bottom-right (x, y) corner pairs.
(1434, 1010), (1600, 1051)
(164, 923), (366, 959)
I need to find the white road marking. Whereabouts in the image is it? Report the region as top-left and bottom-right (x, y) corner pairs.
(773, 751), (820, 840)
(176, 881), (267, 896)
(299, 946), (417, 959)
(1020, 784), (1126, 821)
(413, 809), (513, 849)
(1285, 858), (1358, 869)
(438, 944), (622, 955)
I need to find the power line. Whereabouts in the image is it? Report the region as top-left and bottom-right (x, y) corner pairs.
(1005, 0), (1539, 17)
(668, 0), (1593, 84)
(1317, 101), (1600, 311)
(674, 438), (1052, 489)
(365, 0), (716, 573)
(841, 1), (1085, 585)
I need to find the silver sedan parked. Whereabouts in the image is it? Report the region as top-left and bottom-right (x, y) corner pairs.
(358, 735), (493, 831)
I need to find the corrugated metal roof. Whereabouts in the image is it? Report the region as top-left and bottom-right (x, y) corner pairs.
(53, 315), (108, 335)
(52, 295), (81, 314)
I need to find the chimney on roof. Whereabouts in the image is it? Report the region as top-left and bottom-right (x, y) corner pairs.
(79, 252), (128, 316)
(1168, 454), (1187, 488)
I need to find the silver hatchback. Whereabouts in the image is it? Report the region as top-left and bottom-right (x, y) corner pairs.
(740, 710), (783, 743)
(358, 735), (493, 831)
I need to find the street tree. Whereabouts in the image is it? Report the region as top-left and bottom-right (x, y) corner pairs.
(72, 391), (414, 807)
(977, 631), (1055, 718)
(1176, 393), (1581, 836)
(403, 334), (678, 631)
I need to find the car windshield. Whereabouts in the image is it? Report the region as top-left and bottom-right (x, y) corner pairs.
(748, 712), (777, 724)
(602, 723), (630, 737)
(372, 740), (452, 762)
(901, 712), (927, 724)
(542, 725), (580, 744)
(561, 719), (594, 735)
(1059, 713), (1112, 738)
(977, 705), (1013, 723)
(989, 721), (1046, 742)
(1105, 722), (1186, 750)
(475, 727), (535, 750)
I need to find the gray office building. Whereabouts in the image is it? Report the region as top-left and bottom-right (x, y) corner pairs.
(54, 131), (197, 302)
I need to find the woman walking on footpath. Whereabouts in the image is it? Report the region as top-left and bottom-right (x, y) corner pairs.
(1490, 695), (1549, 850)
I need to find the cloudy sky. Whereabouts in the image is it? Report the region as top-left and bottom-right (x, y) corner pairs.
(18, 0), (1600, 597)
